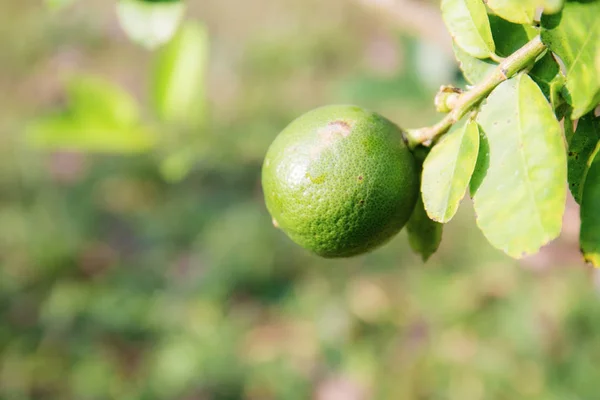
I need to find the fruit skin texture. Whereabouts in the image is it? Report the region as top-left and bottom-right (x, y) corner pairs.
(262, 104), (419, 258)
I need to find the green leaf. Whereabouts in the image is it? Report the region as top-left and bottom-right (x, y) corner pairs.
(406, 196), (443, 262)
(489, 15), (538, 57)
(26, 74), (156, 153)
(486, 0), (537, 25)
(151, 21), (209, 124)
(487, 16), (562, 99)
(542, 0), (563, 15)
(441, 0), (495, 59)
(453, 43), (497, 85)
(541, 2), (600, 119)
(563, 110), (574, 144)
(568, 114), (600, 204)
(66, 75), (140, 128)
(473, 74), (567, 258)
(422, 117), (479, 222)
(528, 52), (560, 100)
(116, 0), (186, 49)
(469, 125), (490, 197)
(548, 72), (566, 110)
(580, 143), (600, 267)
(27, 115), (156, 153)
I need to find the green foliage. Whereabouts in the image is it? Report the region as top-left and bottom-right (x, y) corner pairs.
(541, 2), (600, 119)
(6, 2), (600, 398)
(151, 21), (208, 125)
(422, 117), (479, 222)
(488, 15), (537, 57)
(580, 144), (600, 266)
(486, 0), (537, 25)
(427, 0), (600, 262)
(406, 195), (443, 261)
(472, 74), (566, 257)
(567, 114), (600, 204)
(441, 0), (495, 58)
(528, 52), (561, 100)
(27, 75), (156, 153)
(452, 43), (496, 84)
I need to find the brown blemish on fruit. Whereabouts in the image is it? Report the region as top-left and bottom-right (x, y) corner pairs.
(358, 175), (363, 181)
(311, 120), (353, 158)
(359, 200), (365, 205)
(318, 120), (351, 141)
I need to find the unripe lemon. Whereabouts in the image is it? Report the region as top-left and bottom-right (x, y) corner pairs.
(262, 105), (419, 258)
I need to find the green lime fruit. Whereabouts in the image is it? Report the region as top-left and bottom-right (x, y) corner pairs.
(262, 104), (419, 258)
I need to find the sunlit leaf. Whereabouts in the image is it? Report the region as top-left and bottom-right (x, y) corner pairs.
(568, 114), (600, 204)
(407, 196), (443, 262)
(473, 74), (567, 258)
(151, 21), (208, 124)
(422, 117), (479, 222)
(486, 0), (537, 25)
(116, 0), (186, 49)
(441, 0), (495, 58)
(542, 0), (563, 15)
(453, 43), (497, 85)
(541, 2), (600, 119)
(66, 75), (140, 128)
(27, 115), (156, 153)
(580, 143), (600, 267)
(26, 74), (155, 153)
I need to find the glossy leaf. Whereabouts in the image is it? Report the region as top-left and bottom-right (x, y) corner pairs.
(541, 2), (600, 119)
(453, 43), (497, 85)
(473, 74), (567, 258)
(117, 0), (186, 49)
(407, 196), (443, 262)
(580, 144), (600, 267)
(151, 21), (209, 124)
(542, 0), (563, 15)
(422, 118), (479, 223)
(441, 0), (495, 59)
(568, 114), (600, 204)
(486, 0), (536, 25)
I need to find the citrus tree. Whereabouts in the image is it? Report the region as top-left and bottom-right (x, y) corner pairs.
(38, 0), (600, 265)
(263, 0), (600, 264)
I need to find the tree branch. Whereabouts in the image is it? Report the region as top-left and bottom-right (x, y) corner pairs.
(404, 36), (547, 148)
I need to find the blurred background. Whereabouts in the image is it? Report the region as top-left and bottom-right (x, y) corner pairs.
(1, 1), (599, 399)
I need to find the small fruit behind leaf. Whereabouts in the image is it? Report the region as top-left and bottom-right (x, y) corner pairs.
(262, 105), (419, 258)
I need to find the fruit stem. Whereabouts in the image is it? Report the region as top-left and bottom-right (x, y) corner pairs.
(404, 35), (547, 149)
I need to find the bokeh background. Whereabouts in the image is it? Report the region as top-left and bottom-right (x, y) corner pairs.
(1, 1), (599, 399)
